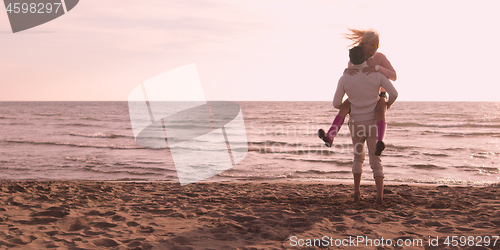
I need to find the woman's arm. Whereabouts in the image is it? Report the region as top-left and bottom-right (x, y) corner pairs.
(377, 53), (397, 81)
(344, 61), (359, 75)
(362, 53), (397, 81)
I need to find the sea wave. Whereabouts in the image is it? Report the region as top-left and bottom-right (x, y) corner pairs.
(459, 166), (500, 174)
(389, 122), (500, 129)
(135, 161), (167, 165)
(7, 122), (33, 126)
(442, 132), (500, 137)
(384, 165), (400, 168)
(471, 153), (490, 159)
(65, 157), (104, 165)
(69, 132), (127, 139)
(80, 117), (101, 121)
(423, 153), (449, 157)
(385, 177), (494, 186)
(443, 147), (466, 151)
(249, 140), (352, 148)
(33, 113), (62, 117)
(64, 123), (97, 127)
(6, 140), (143, 150)
(386, 144), (421, 150)
(410, 164), (447, 170)
(0, 166), (31, 171)
(477, 167), (500, 174)
(422, 130), (500, 137)
(232, 176), (289, 181)
(229, 174), (354, 181)
(248, 147), (344, 156)
(280, 157), (353, 165)
(83, 167), (163, 176)
(294, 170), (351, 175)
(249, 140), (309, 147)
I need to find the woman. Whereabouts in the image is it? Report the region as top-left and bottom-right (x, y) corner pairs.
(319, 28), (397, 156)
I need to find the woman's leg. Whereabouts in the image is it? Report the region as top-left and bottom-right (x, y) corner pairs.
(328, 100), (350, 139)
(337, 99), (351, 118)
(375, 96), (387, 156)
(327, 100), (350, 140)
(318, 100), (350, 147)
(375, 97), (387, 122)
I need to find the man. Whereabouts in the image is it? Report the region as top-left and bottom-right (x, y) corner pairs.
(327, 46), (397, 204)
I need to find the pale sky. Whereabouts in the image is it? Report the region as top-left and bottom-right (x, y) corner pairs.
(1, 0), (499, 101)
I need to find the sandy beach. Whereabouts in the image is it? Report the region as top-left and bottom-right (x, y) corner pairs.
(1, 181), (499, 249)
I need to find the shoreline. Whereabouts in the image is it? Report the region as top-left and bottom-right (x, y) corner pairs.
(1, 181), (499, 249)
(2, 178), (497, 187)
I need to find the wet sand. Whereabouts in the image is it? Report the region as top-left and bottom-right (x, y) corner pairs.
(1, 181), (499, 249)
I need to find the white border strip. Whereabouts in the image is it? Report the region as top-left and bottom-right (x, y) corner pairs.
(60, 0), (68, 13)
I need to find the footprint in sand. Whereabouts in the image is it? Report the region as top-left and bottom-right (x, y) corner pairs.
(404, 218), (423, 226)
(436, 227), (455, 233)
(69, 217), (89, 231)
(455, 227), (475, 232)
(93, 238), (119, 247)
(91, 222), (118, 229)
(423, 220), (445, 227)
(335, 225), (348, 232)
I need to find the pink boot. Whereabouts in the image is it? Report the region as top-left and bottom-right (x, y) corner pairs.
(318, 116), (344, 147)
(375, 120), (386, 156)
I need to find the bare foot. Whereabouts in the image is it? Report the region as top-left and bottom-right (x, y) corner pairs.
(376, 196), (383, 205)
(353, 192), (360, 202)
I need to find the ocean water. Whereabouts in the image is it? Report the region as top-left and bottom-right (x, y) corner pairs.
(0, 101), (499, 186)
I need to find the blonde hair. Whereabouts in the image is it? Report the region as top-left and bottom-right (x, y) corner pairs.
(344, 28), (379, 48)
